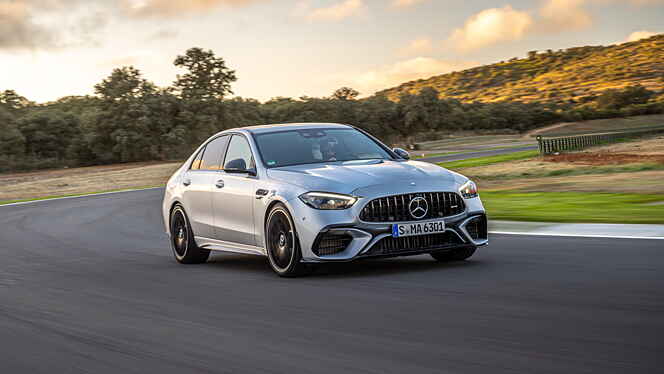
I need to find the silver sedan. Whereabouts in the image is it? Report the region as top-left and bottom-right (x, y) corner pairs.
(162, 123), (488, 276)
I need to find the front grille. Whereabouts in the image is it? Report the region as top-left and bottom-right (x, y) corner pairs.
(360, 192), (465, 222)
(366, 231), (464, 256)
(465, 215), (487, 241)
(313, 234), (353, 256)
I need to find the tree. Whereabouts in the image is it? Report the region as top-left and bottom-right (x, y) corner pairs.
(596, 85), (654, 110)
(94, 67), (155, 102)
(88, 66), (160, 162)
(332, 87), (360, 101)
(0, 90), (31, 112)
(0, 106), (25, 158)
(17, 109), (80, 161)
(173, 48), (237, 101)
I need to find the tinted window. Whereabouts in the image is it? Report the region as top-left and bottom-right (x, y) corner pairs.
(199, 136), (229, 171)
(223, 135), (255, 171)
(190, 147), (205, 170)
(254, 128), (392, 168)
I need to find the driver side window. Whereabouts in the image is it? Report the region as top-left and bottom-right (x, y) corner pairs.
(223, 135), (255, 171)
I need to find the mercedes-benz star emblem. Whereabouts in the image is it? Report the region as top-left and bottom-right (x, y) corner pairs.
(408, 196), (429, 219)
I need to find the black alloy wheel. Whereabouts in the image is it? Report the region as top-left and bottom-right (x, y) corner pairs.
(170, 205), (210, 264)
(266, 204), (306, 277)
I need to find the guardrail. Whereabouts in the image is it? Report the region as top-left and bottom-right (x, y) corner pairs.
(536, 126), (664, 155)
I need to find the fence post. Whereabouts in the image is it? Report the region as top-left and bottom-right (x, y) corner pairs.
(536, 135), (543, 155)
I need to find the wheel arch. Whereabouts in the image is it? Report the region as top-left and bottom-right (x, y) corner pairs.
(260, 197), (298, 248)
(263, 198), (293, 236)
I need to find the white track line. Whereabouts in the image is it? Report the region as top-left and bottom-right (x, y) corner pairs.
(0, 187), (164, 208)
(490, 231), (664, 240)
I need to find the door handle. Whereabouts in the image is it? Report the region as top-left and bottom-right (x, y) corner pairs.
(215, 180), (225, 189)
(256, 189), (269, 199)
(183, 178), (191, 186)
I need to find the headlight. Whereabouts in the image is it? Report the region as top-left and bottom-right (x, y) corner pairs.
(459, 180), (478, 199)
(299, 192), (358, 210)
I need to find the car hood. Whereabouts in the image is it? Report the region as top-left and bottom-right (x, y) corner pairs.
(266, 159), (463, 196)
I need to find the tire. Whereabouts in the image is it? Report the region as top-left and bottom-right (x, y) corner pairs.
(170, 205), (210, 264)
(430, 246), (477, 262)
(265, 203), (307, 277)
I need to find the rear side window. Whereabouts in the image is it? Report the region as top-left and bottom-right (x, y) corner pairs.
(190, 147), (206, 170)
(199, 136), (230, 171)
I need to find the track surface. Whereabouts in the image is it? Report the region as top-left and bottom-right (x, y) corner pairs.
(1, 188), (662, 373)
(419, 145), (537, 163)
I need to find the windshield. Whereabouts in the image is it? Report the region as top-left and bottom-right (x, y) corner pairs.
(254, 128), (393, 168)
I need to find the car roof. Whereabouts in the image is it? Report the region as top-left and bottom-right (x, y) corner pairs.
(234, 123), (353, 135)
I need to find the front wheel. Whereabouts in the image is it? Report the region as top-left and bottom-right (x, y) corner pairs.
(170, 205), (210, 264)
(265, 204), (307, 277)
(430, 246), (477, 262)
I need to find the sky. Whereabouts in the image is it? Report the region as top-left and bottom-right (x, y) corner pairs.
(1, 0), (663, 103)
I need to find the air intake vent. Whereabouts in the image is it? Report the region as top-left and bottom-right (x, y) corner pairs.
(313, 233), (353, 256)
(360, 192), (465, 222)
(366, 232), (464, 256)
(465, 215), (488, 241)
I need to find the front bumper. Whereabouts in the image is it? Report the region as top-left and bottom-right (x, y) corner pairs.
(290, 194), (488, 263)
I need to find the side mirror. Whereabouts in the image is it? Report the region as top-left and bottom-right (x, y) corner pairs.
(393, 148), (410, 160)
(224, 158), (257, 176)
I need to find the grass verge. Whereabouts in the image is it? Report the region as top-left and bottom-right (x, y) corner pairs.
(481, 191), (664, 224)
(414, 145), (536, 159)
(439, 150), (540, 169)
(0, 185), (164, 206)
(476, 163), (664, 181)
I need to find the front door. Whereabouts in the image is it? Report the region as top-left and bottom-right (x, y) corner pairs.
(212, 134), (257, 246)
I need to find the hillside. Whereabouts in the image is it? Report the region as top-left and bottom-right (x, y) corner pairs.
(376, 34), (664, 104)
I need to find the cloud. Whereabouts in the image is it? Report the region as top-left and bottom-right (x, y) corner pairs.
(398, 38), (434, 56)
(0, 0), (107, 51)
(347, 57), (477, 94)
(146, 29), (180, 41)
(0, 1), (53, 50)
(298, 0), (365, 22)
(624, 30), (661, 42)
(446, 6), (533, 51)
(621, 0), (664, 4)
(121, 0), (265, 17)
(538, 0), (592, 32)
(391, 0), (428, 8)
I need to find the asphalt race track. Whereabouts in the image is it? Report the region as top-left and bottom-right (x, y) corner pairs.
(0, 188), (662, 373)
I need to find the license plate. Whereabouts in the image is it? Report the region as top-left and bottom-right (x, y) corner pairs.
(392, 219), (446, 238)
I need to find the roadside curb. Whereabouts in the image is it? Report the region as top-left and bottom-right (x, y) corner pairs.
(489, 220), (664, 240)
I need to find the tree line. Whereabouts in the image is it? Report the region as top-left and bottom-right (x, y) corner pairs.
(1, 48), (662, 173)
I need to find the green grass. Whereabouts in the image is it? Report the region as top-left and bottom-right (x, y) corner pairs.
(438, 150), (540, 169)
(414, 144), (536, 159)
(0, 185), (164, 206)
(481, 191), (664, 224)
(414, 151), (464, 159)
(474, 162), (664, 181)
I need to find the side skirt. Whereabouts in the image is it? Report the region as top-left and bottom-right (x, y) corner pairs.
(195, 236), (267, 257)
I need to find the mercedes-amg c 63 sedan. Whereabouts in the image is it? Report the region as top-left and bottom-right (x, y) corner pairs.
(162, 123), (488, 276)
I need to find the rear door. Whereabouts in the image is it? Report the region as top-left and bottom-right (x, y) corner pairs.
(212, 134), (257, 246)
(181, 135), (230, 239)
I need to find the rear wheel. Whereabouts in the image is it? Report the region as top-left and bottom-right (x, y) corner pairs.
(431, 246), (477, 262)
(170, 205), (210, 264)
(265, 204), (307, 277)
